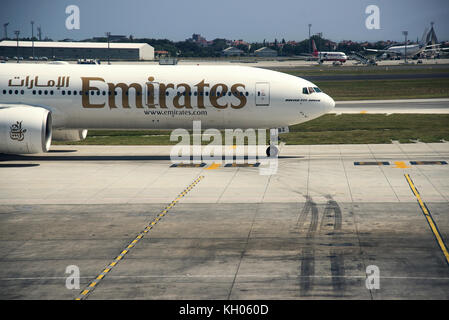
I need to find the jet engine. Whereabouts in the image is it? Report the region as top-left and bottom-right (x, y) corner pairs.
(0, 106), (52, 154)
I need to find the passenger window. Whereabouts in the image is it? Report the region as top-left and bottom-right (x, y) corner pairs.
(62, 90), (65, 95)
(67, 91), (71, 95)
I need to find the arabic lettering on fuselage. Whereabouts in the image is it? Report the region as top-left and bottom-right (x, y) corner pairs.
(8, 76), (70, 89)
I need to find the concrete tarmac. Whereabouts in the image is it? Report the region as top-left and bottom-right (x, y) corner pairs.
(0, 143), (448, 299)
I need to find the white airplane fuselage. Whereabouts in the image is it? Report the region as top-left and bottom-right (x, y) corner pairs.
(385, 44), (423, 57)
(0, 64), (335, 153)
(313, 51), (348, 63)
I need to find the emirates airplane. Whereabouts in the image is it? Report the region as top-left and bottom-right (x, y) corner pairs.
(0, 63), (335, 155)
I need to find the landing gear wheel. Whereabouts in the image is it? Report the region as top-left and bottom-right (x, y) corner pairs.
(266, 145), (279, 157)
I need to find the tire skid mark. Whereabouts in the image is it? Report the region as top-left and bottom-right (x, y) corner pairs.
(297, 195), (346, 297)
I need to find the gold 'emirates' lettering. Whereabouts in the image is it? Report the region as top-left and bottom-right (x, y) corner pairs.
(81, 77), (105, 108)
(81, 77), (247, 110)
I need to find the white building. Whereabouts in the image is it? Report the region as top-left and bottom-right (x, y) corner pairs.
(254, 47), (278, 57)
(222, 47), (244, 57)
(0, 41), (154, 60)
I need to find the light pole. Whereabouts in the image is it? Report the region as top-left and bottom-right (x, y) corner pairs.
(402, 31), (408, 64)
(31, 21), (34, 59)
(14, 30), (20, 63)
(106, 32), (111, 65)
(3, 22), (8, 39)
(308, 23), (312, 53)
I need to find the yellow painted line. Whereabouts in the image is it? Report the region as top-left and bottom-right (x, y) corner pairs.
(394, 161), (411, 169)
(360, 110), (367, 114)
(206, 162), (221, 170)
(75, 175), (205, 300)
(405, 174), (449, 266)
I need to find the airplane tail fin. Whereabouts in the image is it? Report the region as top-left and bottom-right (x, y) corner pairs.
(312, 39), (318, 55)
(420, 27), (429, 46)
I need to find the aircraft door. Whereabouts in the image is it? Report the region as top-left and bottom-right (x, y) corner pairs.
(255, 82), (270, 106)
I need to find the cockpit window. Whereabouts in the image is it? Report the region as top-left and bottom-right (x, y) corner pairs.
(302, 87), (308, 94)
(313, 87), (322, 93)
(308, 87), (314, 94)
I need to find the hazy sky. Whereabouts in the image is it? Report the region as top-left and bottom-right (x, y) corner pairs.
(2, 0), (449, 42)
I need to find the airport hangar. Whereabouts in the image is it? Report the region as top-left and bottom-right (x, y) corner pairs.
(0, 40), (154, 60)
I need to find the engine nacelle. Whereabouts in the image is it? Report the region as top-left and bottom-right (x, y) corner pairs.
(52, 129), (88, 141)
(0, 106), (52, 154)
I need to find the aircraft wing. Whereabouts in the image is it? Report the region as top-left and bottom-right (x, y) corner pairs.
(332, 99), (449, 115)
(364, 48), (396, 54)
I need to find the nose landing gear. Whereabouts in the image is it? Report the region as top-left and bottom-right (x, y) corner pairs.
(266, 145), (279, 157)
(266, 128), (280, 157)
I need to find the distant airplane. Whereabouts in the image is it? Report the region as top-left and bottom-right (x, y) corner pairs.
(365, 27), (448, 58)
(311, 40), (348, 64)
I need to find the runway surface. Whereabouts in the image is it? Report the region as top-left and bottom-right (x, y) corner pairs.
(303, 73), (449, 81)
(1, 143), (448, 299)
(334, 98), (449, 114)
(10, 58), (449, 68)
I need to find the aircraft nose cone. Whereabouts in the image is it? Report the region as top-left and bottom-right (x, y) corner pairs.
(324, 94), (335, 112)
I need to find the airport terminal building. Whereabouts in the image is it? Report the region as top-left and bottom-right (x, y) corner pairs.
(0, 41), (154, 60)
